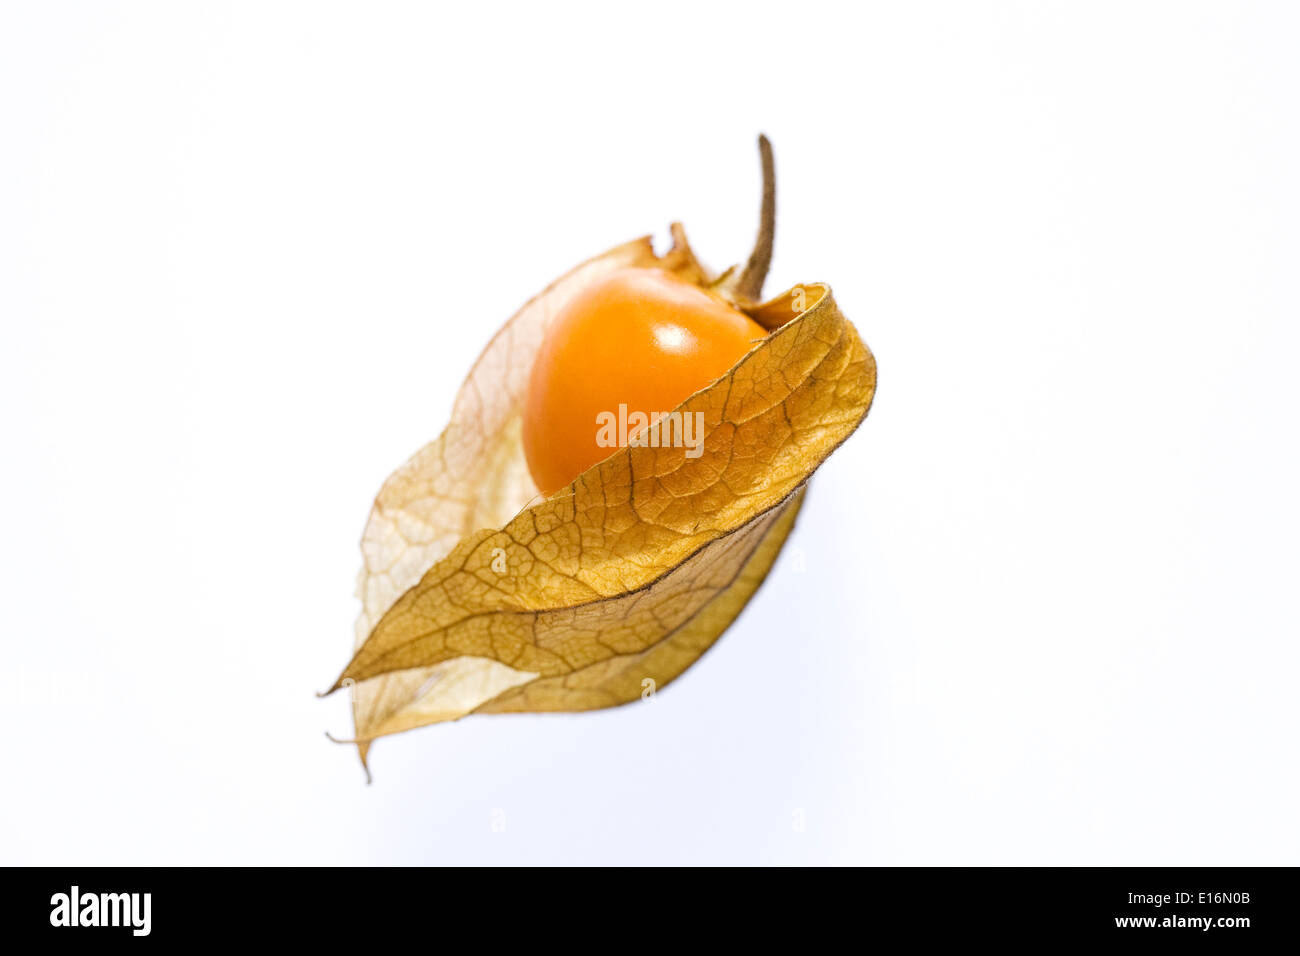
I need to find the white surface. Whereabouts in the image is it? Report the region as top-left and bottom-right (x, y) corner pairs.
(2, 2), (1297, 865)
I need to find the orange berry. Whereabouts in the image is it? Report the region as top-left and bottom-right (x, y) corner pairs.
(522, 267), (767, 496)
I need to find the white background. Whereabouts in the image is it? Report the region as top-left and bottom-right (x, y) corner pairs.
(2, 2), (1297, 865)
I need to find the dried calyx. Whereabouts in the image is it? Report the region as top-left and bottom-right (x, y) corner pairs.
(328, 136), (877, 777)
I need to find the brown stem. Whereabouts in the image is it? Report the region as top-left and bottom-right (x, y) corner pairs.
(735, 134), (776, 302)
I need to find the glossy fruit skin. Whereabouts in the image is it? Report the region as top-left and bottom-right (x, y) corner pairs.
(522, 267), (768, 496)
